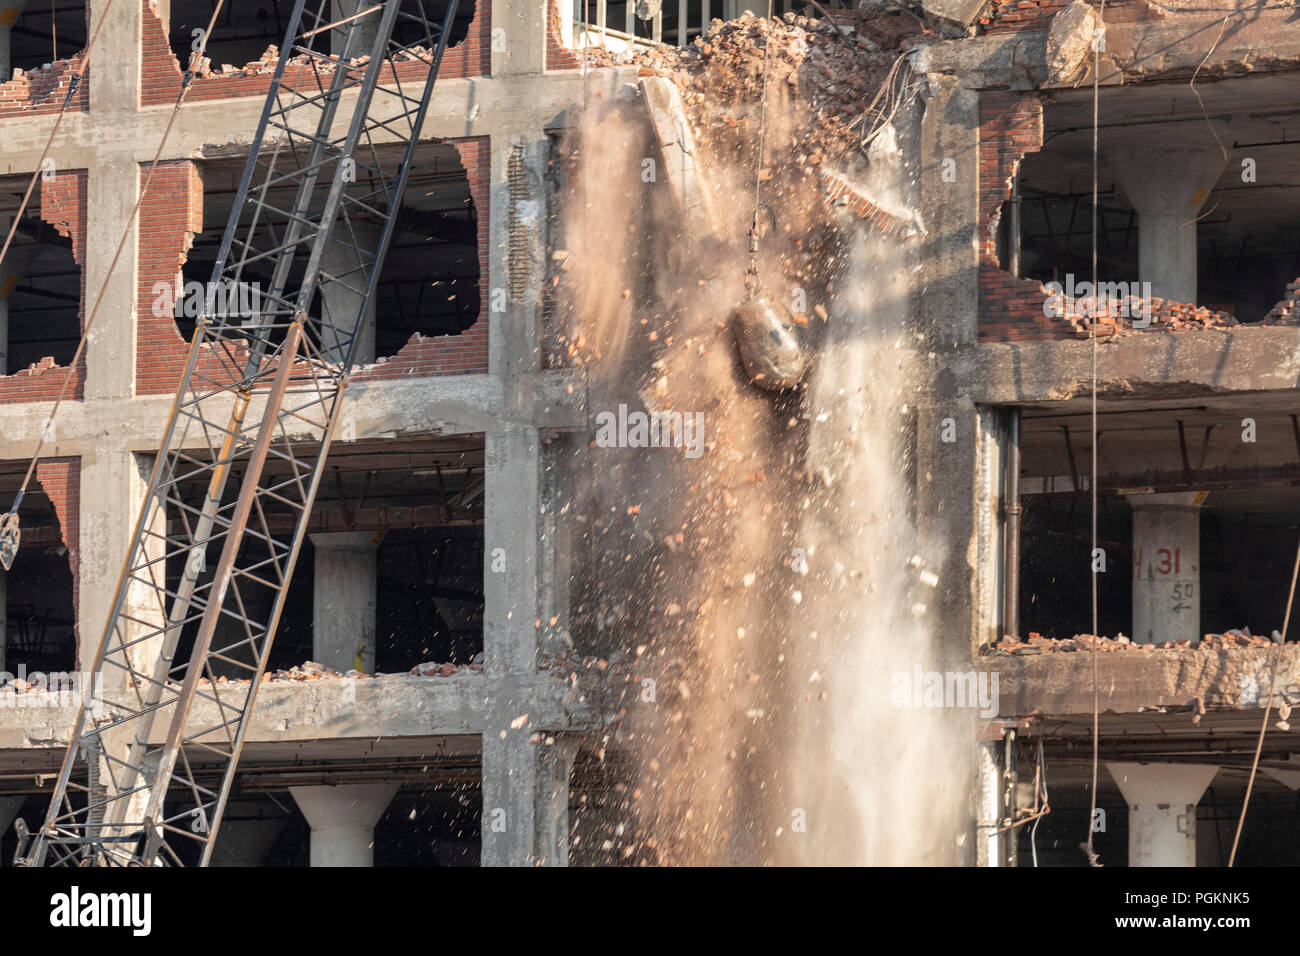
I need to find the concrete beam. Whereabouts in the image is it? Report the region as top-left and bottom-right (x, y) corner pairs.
(0, 670), (600, 751)
(915, 9), (1300, 90)
(983, 644), (1300, 717)
(948, 328), (1300, 406)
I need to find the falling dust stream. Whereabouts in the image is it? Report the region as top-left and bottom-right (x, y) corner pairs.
(561, 16), (972, 865)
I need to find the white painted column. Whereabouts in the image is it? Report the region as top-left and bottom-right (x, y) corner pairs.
(1107, 148), (1225, 304)
(309, 531), (382, 673)
(1128, 492), (1203, 645)
(1108, 762), (1218, 867)
(289, 784), (395, 867)
(318, 222), (381, 366)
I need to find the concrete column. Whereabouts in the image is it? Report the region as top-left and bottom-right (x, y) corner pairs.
(0, 795), (23, 866)
(0, 568), (6, 676)
(1108, 762), (1218, 867)
(1128, 492), (1202, 645)
(976, 740), (1001, 867)
(915, 400), (981, 654)
(209, 818), (285, 867)
(319, 222), (381, 367)
(309, 531), (381, 673)
(481, 734), (578, 866)
(0, 1), (32, 81)
(492, 0), (549, 75)
(81, 0), (143, 399)
(1107, 148), (1225, 304)
(918, 76), (981, 348)
(289, 784), (395, 867)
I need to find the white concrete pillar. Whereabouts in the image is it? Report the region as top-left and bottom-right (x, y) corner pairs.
(1108, 762), (1218, 867)
(319, 221), (381, 366)
(208, 818), (285, 867)
(1128, 492), (1202, 645)
(1107, 148), (1225, 304)
(289, 784), (395, 867)
(0, 1), (32, 81)
(309, 531), (381, 673)
(0, 795), (22, 866)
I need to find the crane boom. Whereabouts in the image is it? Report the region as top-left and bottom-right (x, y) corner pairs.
(19, 0), (462, 867)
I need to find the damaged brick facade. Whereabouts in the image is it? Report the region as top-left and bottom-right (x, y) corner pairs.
(33, 457), (81, 660)
(0, 171), (87, 403)
(140, 0), (492, 106)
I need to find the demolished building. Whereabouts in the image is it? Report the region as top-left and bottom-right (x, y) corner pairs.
(0, 0), (1297, 867)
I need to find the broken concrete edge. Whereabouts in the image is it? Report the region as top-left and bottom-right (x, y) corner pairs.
(920, 0), (993, 38)
(637, 74), (725, 246)
(944, 325), (1300, 405)
(0, 667), (606, 749)
(977, 644), (1300, 717)
(915, 9), (1300, 90)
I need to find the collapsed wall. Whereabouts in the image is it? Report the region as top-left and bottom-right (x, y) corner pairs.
(557, 11), (972, 865)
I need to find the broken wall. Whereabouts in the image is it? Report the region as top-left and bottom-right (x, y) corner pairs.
(140, 0), (491, 106)
(0, 170), (87, 404)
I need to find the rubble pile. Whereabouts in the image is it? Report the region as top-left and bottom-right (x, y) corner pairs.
(192, 653), (487, 685)
(1264, 278), (1300, 325)
(1067, 299), (1239, 338)
(185, 45), (281, 79)
(1064, 282), (1300, 338)
(584, 12), (927, 302)
(185, 41), (439, 80)
(989, 628), (1280, 655)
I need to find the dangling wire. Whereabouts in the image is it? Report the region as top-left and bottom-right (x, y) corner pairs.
(1083, 0), (1106, 870)
(1230, 545), (1300, 865)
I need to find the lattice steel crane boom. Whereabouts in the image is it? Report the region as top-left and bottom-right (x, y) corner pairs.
(17, 0), (462, 867)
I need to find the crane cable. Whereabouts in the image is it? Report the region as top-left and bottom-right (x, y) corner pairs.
(1082, 0), (1106, 869)
(0, 1), (229, 560)
(1229, 543), (1300, 865)
(745, 30), (772, 298)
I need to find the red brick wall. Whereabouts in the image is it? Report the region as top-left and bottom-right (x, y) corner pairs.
(136, 139), (490, 393)
(141, 0), (491, 106)
(978, 92), (1073, 341)
(135, 161), (207, 395)
(0, 0), (89, 120)
(35, 457), (81, 659)
(978, 92), (1246, 340)
(979, 0), (1153, 34)
(547, 0), (582, 71)
(0, 171), (88, 404)
(0, 53), (90, 118)
(353, 135), (490, 381)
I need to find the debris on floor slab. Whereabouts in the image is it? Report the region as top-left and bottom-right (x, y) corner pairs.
(989, 628), (1279, 655)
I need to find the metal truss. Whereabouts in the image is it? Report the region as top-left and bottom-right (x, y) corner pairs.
(21, 0), (462, 867)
